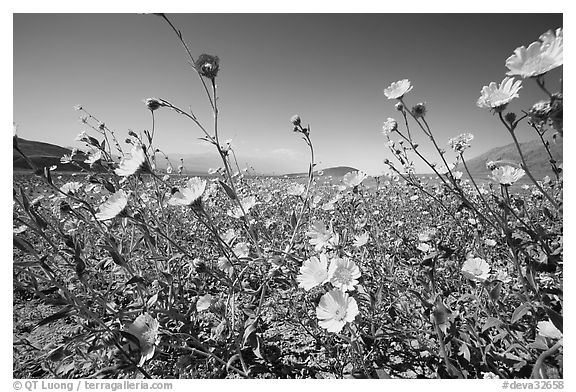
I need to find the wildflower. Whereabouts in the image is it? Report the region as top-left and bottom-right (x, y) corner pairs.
(123, 313), (160, 366)
(287, 183), (306, 196)
(328, 257), (361, 292)
(382, 118), (398, 136)
(95, 190), (128, 221)
(194, 53), (220, 79)
(233, 242), (250, 258)
(549, 93), (563, 134)
(461, 257), (491, 282)
(217, 257), (233, 274)
(484, 238), (497, 247)
(343, 170), (368, 188)
(482, 372), (500, 379)
(115, 144), (148, 177)
(227, 195), (257, 219)
(418, 229), (436, 242)
(384, 79), (413, 100)
(306, 220), (338, 251)
(448, 133), (474, 153)
(297, 254), (329, 291)
(316, 289), (359, 333)
(75, 131), (88, 142)
(60, 154), (73, 164)
(477, 77), (522, 111)
(168, 177), (206, 207)
(417, 243), (431, 253)
(537, 320), (563, 340)
(166, 165), (173, 174)
(144, 98), (162, 111)
(453, 171), (463, 180)
(353, 232), (369, 248)
(528, 101), (551, 125)
(60, 182), (82, 195)
(491, 165), (525, 186)
(411, 103), (427, 118)
(506, 28), (563, 78)
(84, 150), (102, 166)
(290, 115), (301, 126)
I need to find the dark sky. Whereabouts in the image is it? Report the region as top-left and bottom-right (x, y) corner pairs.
(13, 13), (562, 174)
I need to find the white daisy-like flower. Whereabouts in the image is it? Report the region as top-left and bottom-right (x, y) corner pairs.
(537, 320), (563, 340)
(418, 229), (436, 242)
(123, 313), (160, 366)
(382, 118), (398, 136)
(506, 28), (562, 78)
(287, 183), (306, 196)
(60, 181), (82, 195)
(417, 242), (431, 253)
(233, 242), (250, 258)
(316, 289), (359, 333)
(343, 170), (368, 188)
(384, 79), (413, 100)
(60, 154), (73, 164)
(297, 253), (329, 291)
(306, 220), (338, 251)
(461, 257), (491, 282)
(227, 195), (257, 219)
(484, 238), (497, 247)
(84, 150), (102, 166)
(477, 77), (522, 110)
(491, 165), (525, 186)
(353, 232), (369, 248)
(168, 177), (206, 207)
(328, 257), (361, 292)
(95, 190), (128, 221)
(115, 144), (148, 177)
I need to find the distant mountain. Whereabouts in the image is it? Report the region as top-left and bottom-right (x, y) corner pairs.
(283, 166), (359, 179)
(459, 136), (563, 180)
(13, 138), (90, 172)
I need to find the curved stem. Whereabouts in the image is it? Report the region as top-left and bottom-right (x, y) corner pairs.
(498, 112), (559, 210)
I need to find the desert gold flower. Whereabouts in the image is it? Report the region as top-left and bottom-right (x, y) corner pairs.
(461, 257), (491, 282)
(477, 77), (522, 111)
(316, 289), (359, 333)
(506, 28), (563, 78)
(297, 253), (329, 291)
(95, 190), (128, 221)
(384, 79), (413, 100)
(328, 257), (361, 292)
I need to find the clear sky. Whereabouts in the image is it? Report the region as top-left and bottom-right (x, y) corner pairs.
(13, 13), (562, 174)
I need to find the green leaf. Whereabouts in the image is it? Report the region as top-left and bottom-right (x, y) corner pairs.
(219, 180), (236, 200)
(482, 317), (502, 332)
(511, 303), (531, 324)
(35, 305), (74, 329)
(543, 306), (563, 333)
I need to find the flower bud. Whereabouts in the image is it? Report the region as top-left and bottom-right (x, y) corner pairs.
(145, 98), (162, 111)
(411, 103), (427, 118)
(504, 112), (517, 125)
(290, 115), (301, 126)
(194, 54), (220, 79)
(395, 102), (405, 112)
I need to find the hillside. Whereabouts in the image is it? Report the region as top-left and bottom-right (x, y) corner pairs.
(13, 138), (90, 172)
(283, 166), (359, 179)
(460, 137), (563, 180)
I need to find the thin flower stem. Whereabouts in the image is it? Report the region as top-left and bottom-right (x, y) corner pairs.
(460, 153), (504, 227)
(158, 14), (215, 111)
(498, 112), (559, 210)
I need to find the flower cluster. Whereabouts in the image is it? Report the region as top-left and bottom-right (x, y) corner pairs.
(448, 133), (474, 154)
